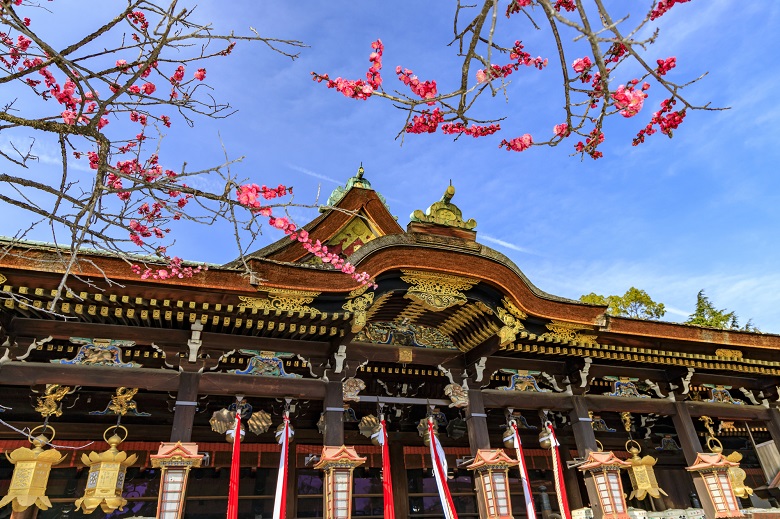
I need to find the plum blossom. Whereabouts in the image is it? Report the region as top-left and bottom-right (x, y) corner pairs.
(499, 133), (533, 152)
(572, 56), (592, 74)
(612, 84), (647, 117)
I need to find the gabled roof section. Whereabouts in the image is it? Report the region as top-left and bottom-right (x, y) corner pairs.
(229, 166), (403, 265)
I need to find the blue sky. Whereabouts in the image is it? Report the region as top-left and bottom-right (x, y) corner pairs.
(2, 1), (779, 331)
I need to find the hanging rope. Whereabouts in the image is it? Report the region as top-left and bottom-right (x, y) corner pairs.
(273, 410), (291, 519)
(511, 420), (537, 519)
(0, 418), (94, 449)
(547, 422), (572, 519)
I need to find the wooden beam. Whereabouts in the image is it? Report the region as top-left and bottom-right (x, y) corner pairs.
(10, 318), (330, 357)
(0, 362), (180, 391)
(345, 340), (462, 366)
(0, 361), (327, 399)
(685, 400), (770, 420)
(199, 372), (326, 399)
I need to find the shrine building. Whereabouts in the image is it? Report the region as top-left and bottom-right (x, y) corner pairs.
(2, 166), (780, 519)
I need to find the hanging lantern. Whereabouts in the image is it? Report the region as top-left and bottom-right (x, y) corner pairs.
(150, 442), (204, 519)
(577, 450), (631, 519)
(0, 425), (67, 512)
(314, 445), (366, 519)
(625, 439), (668, 501)
(685, 438), (743, 519)
(75, 425), (138, 514)
(725, 451), (753, 499)
(467, 449), (519, 519)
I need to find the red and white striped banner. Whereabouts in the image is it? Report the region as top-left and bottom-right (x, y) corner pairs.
(510, 421), (537, 519)
(378, 418), (396, 519)
(547, 423), (572, 519)
(226, 413), (242, 519)
(273, 412), (292, 519)
(428, 418), (458, 519)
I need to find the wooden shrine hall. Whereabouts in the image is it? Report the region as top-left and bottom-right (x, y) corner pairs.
(2, 166), (780, 519)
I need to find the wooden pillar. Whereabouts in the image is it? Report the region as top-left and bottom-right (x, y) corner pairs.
(390, 436), (410, 518)
(568, 396), (601, 516)
(560, 441), (584, 510)
(569, 396), (598, 457)
(671, 401), (717, 518)
(324, 380), (344, 446)
(466, 389), (490, 455)
(466, 389), (490, 519)
(10, 508), (37, 519)
(766, 407), (780, 457)
(170, 371), (200, 442)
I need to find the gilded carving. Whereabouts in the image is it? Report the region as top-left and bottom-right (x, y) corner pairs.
(51, 338), (139, 368)
(444, 383), (468, 408)
(604, 376), (650, 399)
(703, 384), (744, 405)
(90, 387), (150, 417)
(540, 320), (598, 345)
(715, 348), (743, 360)
(238, 289), (321, 316)
(409, 184), (477, 230)
(498, 369), (549, 392)
(496, 297), (527, 346)
(33, 385), (72, 418)
(589, 411), (616, 432)
(397, 348), (413, 363)
(342, 378), (366, 402)
(342, 292), (375, 333)
(230, 350), (302, 378)
(400, 269), (478, 312)
(355, 320), (456, 349)
(0, 273), (7, 285)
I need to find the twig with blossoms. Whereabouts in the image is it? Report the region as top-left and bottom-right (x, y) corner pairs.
(312, 0), (724, 160)
(0, 0), (312, 309)
(235, 183), (376, 287)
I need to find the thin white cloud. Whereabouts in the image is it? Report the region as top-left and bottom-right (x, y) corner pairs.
(480, 234), (537, 255)
(286, 164), (341, 185)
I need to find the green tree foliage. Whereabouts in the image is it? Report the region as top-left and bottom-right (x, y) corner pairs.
(685, 290), (759, 332)
(579, 287), (666, 320)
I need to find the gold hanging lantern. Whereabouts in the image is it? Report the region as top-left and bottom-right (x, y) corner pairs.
(74, 425), (138, 514)
(625, 439), (668, 501)
(0, 425), (67, 512)
(725, 451), (753, 499)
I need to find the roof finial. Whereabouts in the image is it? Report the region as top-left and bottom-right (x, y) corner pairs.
(357, 163), (364, 179)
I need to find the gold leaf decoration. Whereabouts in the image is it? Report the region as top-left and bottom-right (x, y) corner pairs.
(238, 288), (321, 316)
(540, 320), (598, 346)
(400, 269), (478, 312)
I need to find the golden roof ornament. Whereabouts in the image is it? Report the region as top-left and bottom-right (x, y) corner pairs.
(410, 184), (477, 230)
(75, 426), (138, 514)
(0, 425), (67, 512)
(325, 163), (390, 209)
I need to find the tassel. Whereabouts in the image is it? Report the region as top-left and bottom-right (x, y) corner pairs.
(226, 413), (241, 519)
(273, 412), (291, 519)
(511, 421), (537, 519)
(429, 418), (459, 519)
(547, 423), (572, 519)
